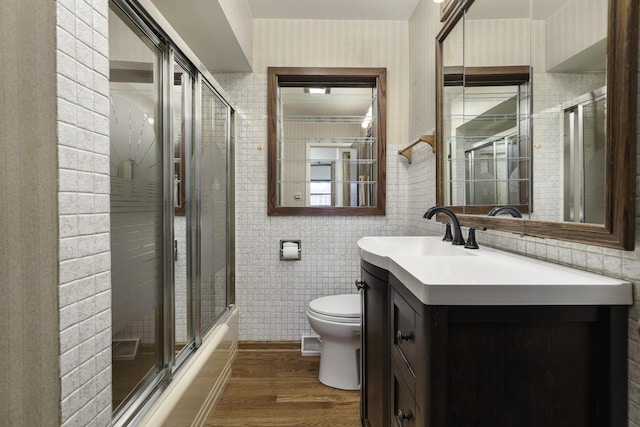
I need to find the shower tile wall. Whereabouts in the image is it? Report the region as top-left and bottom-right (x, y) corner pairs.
(406, 1), (640, 424)
(215, 19), (410, 341)
(56, 0), (112, 425)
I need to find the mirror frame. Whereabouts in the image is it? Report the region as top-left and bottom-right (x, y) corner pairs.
(267, 67), (387, 216)
(435, 0), (638, 250)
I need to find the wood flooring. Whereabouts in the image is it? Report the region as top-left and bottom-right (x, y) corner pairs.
(206, 344), (361, 426)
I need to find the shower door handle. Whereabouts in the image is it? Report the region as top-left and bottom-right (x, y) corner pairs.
(354, 280), (367, 290)
(396, 409), (413, 426)
(174, 240), (178, 261)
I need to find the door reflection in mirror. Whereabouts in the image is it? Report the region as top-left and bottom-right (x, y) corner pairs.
(308, 146), (357, 207)
(563, 87), (606, 224)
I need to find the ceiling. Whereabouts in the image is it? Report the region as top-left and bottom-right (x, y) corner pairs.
(151, 0), (253, 72)
(246, 0), (420, 20)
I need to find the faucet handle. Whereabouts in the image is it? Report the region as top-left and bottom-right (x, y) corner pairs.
(464, 228), (479, 249)
(443, 223), (453, 242)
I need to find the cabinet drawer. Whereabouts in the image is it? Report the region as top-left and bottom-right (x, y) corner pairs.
(392, 363), (416, 427)
(392, 289), (417, 374)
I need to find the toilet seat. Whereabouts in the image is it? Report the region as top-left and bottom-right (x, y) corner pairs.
(308, 294), (361, 324)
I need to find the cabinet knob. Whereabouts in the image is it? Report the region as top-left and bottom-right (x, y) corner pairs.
(396, 330), (413, 343)
(396, 409), (413, 425)
(354, 279), (367, 290)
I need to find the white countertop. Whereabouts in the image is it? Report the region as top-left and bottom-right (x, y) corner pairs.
(357, 236), (632, 305)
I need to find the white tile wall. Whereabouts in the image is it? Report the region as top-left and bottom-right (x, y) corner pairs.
(56, 0), (111, 425)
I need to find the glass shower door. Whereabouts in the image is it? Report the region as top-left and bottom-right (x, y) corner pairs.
(172, 59), (194, 363)
(109, 4), (164, 412)
(196, 82), (230, 336)
(108, 1), (235, 423)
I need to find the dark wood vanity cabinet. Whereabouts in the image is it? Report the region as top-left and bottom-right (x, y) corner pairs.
(361, 262), (628, 427)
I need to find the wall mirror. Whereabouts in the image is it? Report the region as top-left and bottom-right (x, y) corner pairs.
(436, 0), (638, 249)
(268, 67), (387, 216)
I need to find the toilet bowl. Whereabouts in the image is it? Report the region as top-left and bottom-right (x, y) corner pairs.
(306, 294), (361, 390)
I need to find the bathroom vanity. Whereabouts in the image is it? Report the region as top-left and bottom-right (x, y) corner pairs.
(358, 236), (631, 427)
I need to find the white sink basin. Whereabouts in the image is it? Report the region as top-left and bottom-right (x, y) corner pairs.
(357, 235), (632, 306)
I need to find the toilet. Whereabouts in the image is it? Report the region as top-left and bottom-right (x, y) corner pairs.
(306, 294), (361, 390)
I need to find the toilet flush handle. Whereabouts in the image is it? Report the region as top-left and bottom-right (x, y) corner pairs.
(354, 280), (367, 291)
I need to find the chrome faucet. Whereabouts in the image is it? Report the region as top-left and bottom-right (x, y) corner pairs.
(488, 206), (523, 218)
(424, 206), (466, 246)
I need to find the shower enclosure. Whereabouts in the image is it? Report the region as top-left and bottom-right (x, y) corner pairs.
(109, 1), (235, 424)
(563, 87), (606, 224)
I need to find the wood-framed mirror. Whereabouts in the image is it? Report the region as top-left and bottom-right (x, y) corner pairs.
(436, 0), (638, 250)
(267, 67), (387, 216)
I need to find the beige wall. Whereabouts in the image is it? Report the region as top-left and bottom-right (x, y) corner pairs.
(0, 0), (61, 424)
(1, 0), (112, 425)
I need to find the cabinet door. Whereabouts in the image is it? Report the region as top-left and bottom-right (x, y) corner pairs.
(390, 275), (430, 427)
(391, 289), (418, 375)
(391, 359), (417, 427)
(361, 262), (389, 427)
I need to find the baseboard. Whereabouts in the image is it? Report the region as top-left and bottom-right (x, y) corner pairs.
(239, 340), (301, 351)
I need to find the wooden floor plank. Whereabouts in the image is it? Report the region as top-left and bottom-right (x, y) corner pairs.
(206, 349), (361, 426)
